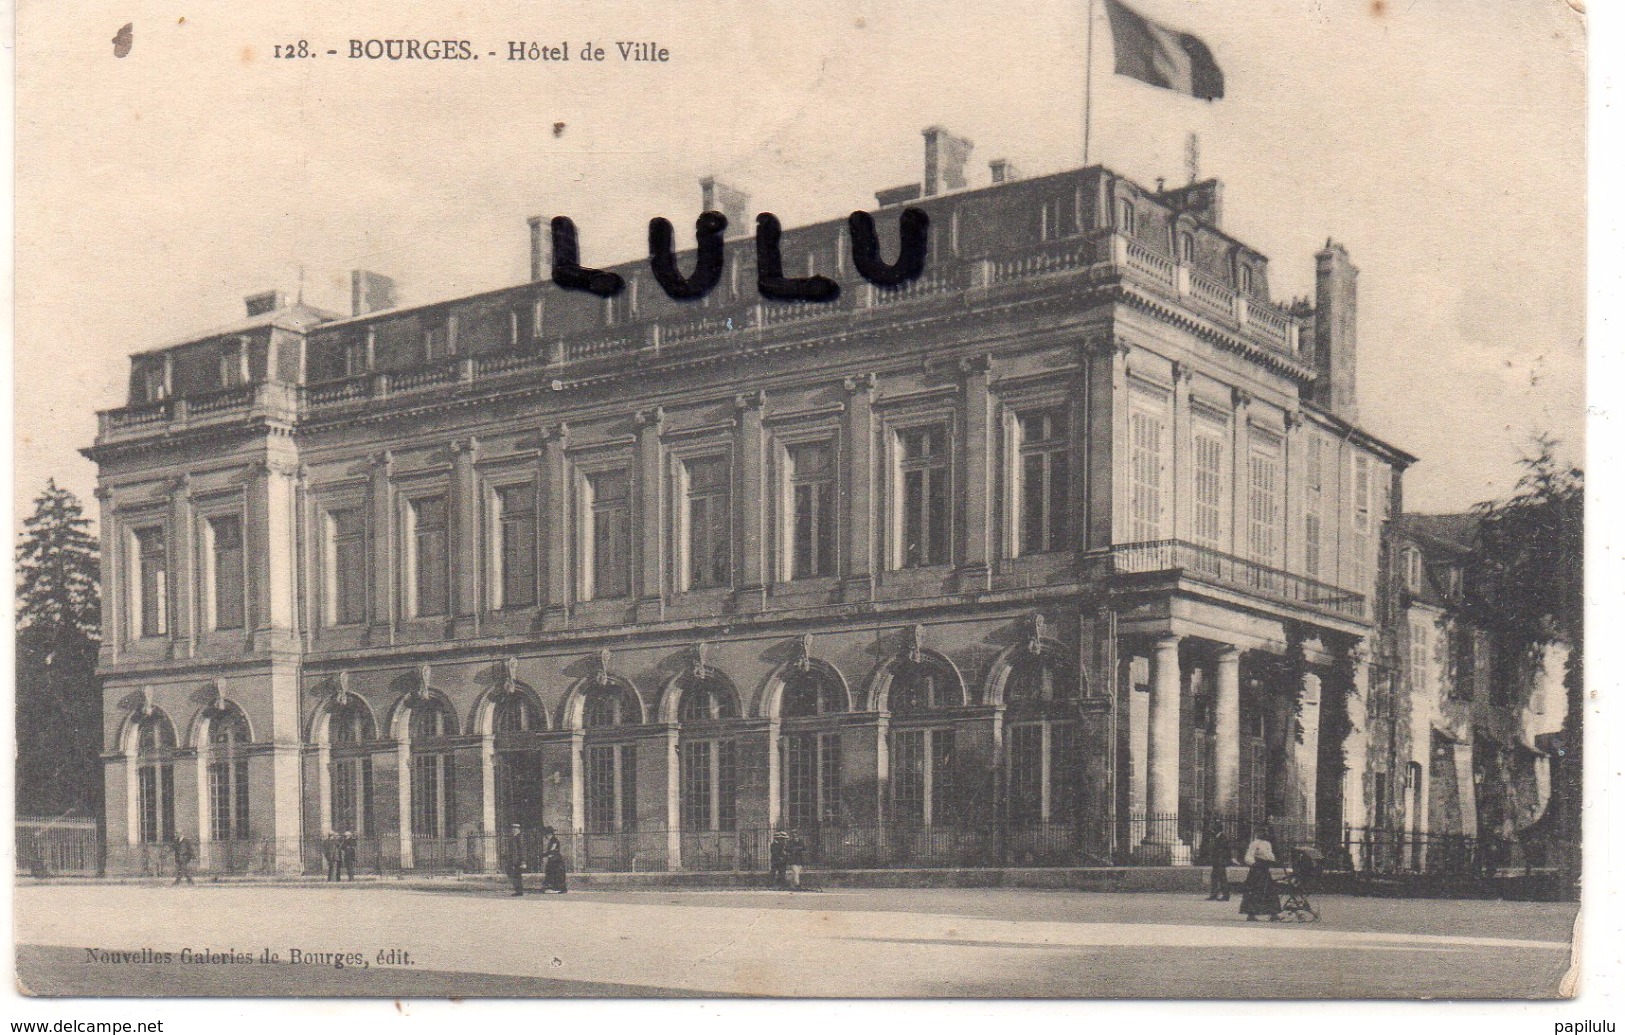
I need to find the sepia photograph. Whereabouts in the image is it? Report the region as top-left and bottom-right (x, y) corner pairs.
(9, 0), (1593, 1008)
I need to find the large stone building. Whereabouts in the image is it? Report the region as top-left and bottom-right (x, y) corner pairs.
(86, 130), (1415, 875)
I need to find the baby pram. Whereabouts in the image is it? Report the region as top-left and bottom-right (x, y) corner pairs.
(1271, 848), (1321, 922)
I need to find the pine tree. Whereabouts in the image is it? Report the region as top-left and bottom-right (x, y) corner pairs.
(15, 480), (103, 818)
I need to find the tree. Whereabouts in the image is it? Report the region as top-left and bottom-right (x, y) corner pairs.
(15, 480), (103, 818)
(1461, 440), (1583, 888)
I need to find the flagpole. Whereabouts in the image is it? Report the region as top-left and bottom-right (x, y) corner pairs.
(1083, 0), (1096, 165)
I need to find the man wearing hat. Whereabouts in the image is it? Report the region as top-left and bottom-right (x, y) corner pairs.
(506, 824), (527, 897)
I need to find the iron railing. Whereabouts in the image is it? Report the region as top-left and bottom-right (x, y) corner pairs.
(1106, 539), (1367, 619)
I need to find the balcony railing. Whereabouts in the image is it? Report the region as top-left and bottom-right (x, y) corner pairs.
(1106, 539), (1367, 620)
(99, 229), (1307, 440)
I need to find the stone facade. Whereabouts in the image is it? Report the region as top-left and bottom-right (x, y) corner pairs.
(86, 139), (1414, 875)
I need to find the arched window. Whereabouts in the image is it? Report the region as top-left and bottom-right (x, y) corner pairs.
(583, 690), (628, 730)
(1003, 656), (1079, 828)
(888, 656), (957, 717)
(676, 674), (740, 834)
(581, 683), (638, 836)
(407, 698), (457, 841)
(677, 675), (739, 723)
(886, 656), (963, 828)
(1178, 231), (1196, 264)
(135, 713), (176, 844)
(328, 699), (375, 838)
(493, 693), (538, 734)
(780, 668), (846, 719)
(779, 667), (848, 830)
(206, 706), (251, 841)
(1006, 656), (1067, 706)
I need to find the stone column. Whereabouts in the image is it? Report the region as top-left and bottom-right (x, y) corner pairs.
(368, 451), (396, 645)
(635, 408), (666, 623)
(958, 355), (993, 591)
(480, 734), (499, 872)
(1214, 646), (1242, 818)
(1292, 672), (1323, 835)
(95, 487), (121, 664)
(842, 373), (876, 601)
(736, 391), (768, 610)
(1143, 634), (1187, 860)
(169, 475), (195, 658)
(451, 437), (481, 635)
(541, 424), (571, 630)
(1342, 646), (1370, 866)
(396, 737), (414, 869)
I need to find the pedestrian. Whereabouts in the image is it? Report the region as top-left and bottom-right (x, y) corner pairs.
(172, 834), (195, 885)
(1205, 821), (1232, 901)
(1238, 825), (1281, 921)
(340, 830), (357, 881)
(506, 824), (527, 897)
(541, 826), (568, 894)
(323, 832), (341, 882)
(770, 830), (789, 887)
(786, 831), (806, 890)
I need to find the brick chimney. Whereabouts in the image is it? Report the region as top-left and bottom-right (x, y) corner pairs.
(922, 126), (974, 196)
(244, 289), (286, 317)
(699, 177), (751, 234)
(350, 270), (398, 317)
(989, 159), (1022, 184)
(527, 216), (549, 282)
(1311, 241), (1359, 420)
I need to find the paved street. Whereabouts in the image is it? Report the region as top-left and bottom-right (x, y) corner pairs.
(15, 882), (1577, 998)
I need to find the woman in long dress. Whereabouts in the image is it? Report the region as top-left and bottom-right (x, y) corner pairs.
(541, 826), (568, 894)
(1239, 827), (1281, 921)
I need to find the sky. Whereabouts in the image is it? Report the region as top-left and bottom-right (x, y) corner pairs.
(13, 0), (1586, 527)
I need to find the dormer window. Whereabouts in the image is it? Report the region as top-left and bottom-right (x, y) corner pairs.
(141, 364), (168, 403)
(1238, 264), (1254, 296)
(1178, 231), (1195, 264)
(1116, 199), (1136, 236)
(1404, 548), (1423, 593)
(219, 339), (248, 388)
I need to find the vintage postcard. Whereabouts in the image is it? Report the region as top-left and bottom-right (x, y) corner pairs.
(11, 0), (1591, 1008)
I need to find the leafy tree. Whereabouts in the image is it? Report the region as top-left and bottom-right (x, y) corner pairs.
(1462, 439), (1583, 887)
(15, 480), (103, 818)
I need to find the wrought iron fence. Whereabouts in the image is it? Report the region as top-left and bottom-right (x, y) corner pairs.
(1107, 539), (1367, 619)
(17, 819), (102, 876)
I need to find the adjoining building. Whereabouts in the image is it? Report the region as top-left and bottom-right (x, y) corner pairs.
(85, 129), (1415, 876)
(1382, 514), (1566, 872)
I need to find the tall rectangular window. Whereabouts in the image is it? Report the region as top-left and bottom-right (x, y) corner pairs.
(1353, 454), (1373, 534)
(495, 485), (537, 610)
(717, 739), (738, 832)
(1051, 724), (1079, 822)
(1008, 724), (1043, 822)
(1019, 409), (1071, 555)
(410, 754), (456, 838)
(1191, 427), (1226, 551)
(898, 425), (950, 568)
(788, 442), (837, 579)
(208, 756), (250, 841)
(891, 730), (926, 824)
(1248, 439), (1281, 567)
(138, 765), (175, 844)
(331, 757), (374, 837)
(585, 744), (638, 833)
(685, 457), (732, 590)
(411, 496), (449, 617)
(680, 741), (712, 831)
(586, 470), (631, 600)
(326, 508), (366, 626)
(134, 526), (168, 638)
(931, 730), (958, 825)
(783, 732), (843, 828)
(1129, 409), (1167, 543)
(209, 516), (244, 631)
